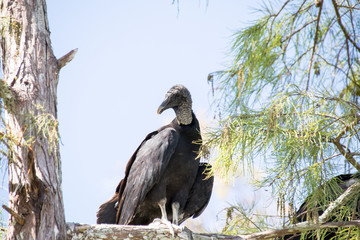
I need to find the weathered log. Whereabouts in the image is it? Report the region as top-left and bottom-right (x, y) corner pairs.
(66, 223), (244, 240)
(65, 220), (360, 240)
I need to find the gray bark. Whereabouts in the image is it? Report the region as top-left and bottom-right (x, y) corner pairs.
(66, 223), (244, 240)
(0, 0), (75, 239)
(65, 221), (360, 240)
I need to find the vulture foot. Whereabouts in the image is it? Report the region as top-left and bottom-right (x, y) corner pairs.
(150, 218), (178, 237)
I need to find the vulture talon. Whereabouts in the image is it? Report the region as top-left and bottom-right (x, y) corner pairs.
(150, 218), (176, 237)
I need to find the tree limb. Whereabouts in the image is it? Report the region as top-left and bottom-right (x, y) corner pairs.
(333, 141), (360, 172)
(318, 179), (360, 223)
(65, 220), (360, 240)
(66, 177), (360, 239)
(2, 205), (25, 225)
(66, 223), (244, 240)
(244, 178), (360, 239)
(281, 19), (317, 44)
(241, 220), (360, 240)
(306, 1), (323, 91)
(331, 0), (360, 52)
(331, 114), (360, 172)
(57, 48), (78, 70)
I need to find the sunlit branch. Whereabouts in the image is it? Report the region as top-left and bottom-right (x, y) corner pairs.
(306, 1), (323, 91)
(269, 0), (291, 19)
(311, 95), (360, 111)
(328, 115), (360, 171)
(267, 0), (291, 47)
(281, 19), (317, 44)
(333, 141), (360, 172)
(241, 179), (360, 239)
(288, 47), (313, 69)
(316, 53), (347, 76)
(347, 0), (357, 40)
(331, 0), (360, 52)
(241, 220), (360, 239)
(319, 179), (360, 222)
(337, 4), (360, 11)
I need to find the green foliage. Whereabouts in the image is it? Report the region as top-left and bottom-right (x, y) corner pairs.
(0, 79), (15, 161)
(205, 0), (360, 237)
(222, 202), (273, 235)
(0, 17), (22, 54)
(0, 79), (15, 113)
(23, 104), (60, 163)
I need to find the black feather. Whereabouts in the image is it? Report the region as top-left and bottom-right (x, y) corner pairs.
(179, 163), (214, 224)
(96, 85), (214, 225)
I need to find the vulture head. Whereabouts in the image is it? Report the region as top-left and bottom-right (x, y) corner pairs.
(157, 84), (193, 125)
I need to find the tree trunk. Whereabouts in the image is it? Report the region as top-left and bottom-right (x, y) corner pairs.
(0, 0), (75, 239)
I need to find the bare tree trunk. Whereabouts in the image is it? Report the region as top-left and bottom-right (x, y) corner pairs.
(0, 0), (75, 239)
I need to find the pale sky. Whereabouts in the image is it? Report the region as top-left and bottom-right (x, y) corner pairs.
(1, 0), (265, 231)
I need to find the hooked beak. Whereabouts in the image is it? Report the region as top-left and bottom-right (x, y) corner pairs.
(157, 106), (164, 114)
(157, 97), (171, 114)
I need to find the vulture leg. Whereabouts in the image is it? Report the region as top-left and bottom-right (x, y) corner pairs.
(151, 198), (175, 237)
(172, 202), (180, 225)
(158, 198), (168, 221)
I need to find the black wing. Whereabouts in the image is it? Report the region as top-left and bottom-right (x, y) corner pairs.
(117, 127), (179, 224)
(96, 178), (125, 224)
(295, 173), (359, 222)
(96, 193), (118, 224)
(283, 173), (360, 240)
(179, 163), (214, 224)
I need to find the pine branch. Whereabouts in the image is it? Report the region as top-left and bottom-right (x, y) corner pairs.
(281, 19), (317, 44)
(333, 141), (360, 172)
(306, 1), (323, 91)
(319, 179), (360, 222)
(242, 220), (360, 240)
(331, 0), (360, 53)
(242, 179), (360, 239)
(331, 113), (360, 171)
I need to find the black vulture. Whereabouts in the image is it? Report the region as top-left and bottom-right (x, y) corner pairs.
(97, 84), (214, 226)
(282, 173), (360, 240)
(96, 163), (214, 225)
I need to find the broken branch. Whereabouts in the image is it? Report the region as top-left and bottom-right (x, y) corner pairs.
(2, 204), (25, 225)
(57, 48), (78, 70)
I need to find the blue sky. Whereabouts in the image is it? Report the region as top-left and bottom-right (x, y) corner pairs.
(3, 0), (265, 230)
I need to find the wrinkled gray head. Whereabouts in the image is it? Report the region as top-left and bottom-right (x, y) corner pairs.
(157, 84), (193, 125)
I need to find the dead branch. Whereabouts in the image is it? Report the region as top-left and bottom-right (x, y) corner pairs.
(242, 220), (360, 240)
(66, 223), (243, 240)
(2, 205), (25, 225)
(66, 180), (360, 239)
(65, 220), (360, 240)
(319, 180), (360, 223)
(57, 48), (78, 70)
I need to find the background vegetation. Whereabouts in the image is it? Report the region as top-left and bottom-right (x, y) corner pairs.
(204, 0), (360, 238)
